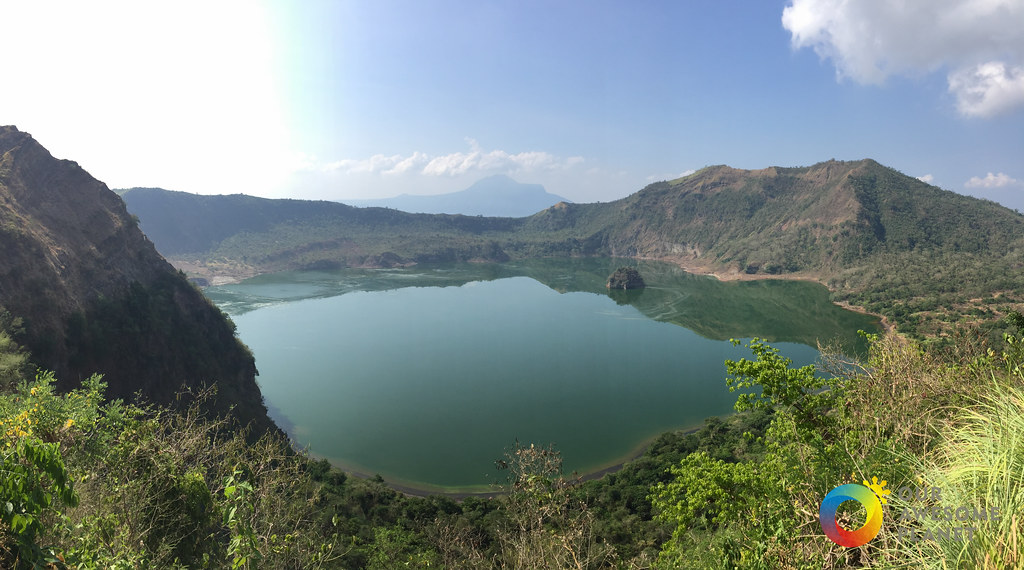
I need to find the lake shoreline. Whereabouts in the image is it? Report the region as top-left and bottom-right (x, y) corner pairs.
(209, 257), (880, 499)
(181, 254), (886, 329)
(648, 255), (890, 333)
(340, 423), (707, 500)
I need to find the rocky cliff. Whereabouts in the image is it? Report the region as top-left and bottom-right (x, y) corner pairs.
(0, 126), (272, 432)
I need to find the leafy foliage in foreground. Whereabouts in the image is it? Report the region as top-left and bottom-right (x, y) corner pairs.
(0, 374), (344, 569)
(650, 329), (1024, 569)
(4, 309), (1024, 568)
(0, 320), (768, 568)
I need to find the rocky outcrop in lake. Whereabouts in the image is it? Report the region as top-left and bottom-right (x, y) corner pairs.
(607, 267), (646, 290)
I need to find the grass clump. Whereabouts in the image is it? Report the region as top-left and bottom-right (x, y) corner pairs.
(879, 379), (1024, 569)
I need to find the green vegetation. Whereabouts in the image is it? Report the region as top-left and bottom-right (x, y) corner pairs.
(878, 380), (1024, 568)
(648, 328), (1024, 568)
(1, 127), (272, 441)
(7, 138), (1024, 566)
(607, 267), (645, 290)
(6, 295), (1022, 567)
(0, 310), (768, 568)
(0, 311), (30, 390)
(0, 373), (346, 568)
(124, 160), (1024, 341)
(60, 273), (271, 434)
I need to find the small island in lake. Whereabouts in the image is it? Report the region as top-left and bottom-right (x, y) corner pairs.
(607, 267), (646, 290)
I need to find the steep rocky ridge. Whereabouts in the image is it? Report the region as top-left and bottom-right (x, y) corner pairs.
(0, 126), (272, 432)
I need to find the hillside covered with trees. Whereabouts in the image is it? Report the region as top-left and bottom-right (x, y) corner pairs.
(124, 160), (1024, 338)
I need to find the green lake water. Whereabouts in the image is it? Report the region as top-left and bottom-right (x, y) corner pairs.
(206, 258), (879, 493)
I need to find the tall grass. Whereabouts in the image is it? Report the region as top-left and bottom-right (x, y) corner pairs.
(881, 375), (1024, 569)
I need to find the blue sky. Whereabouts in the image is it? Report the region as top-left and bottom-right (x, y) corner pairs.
(2, 1), (1022, 208)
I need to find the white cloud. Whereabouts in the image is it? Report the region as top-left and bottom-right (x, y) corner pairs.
(782, 0), (1024, 117)
(422, 139), (581, 176)
(964, 172), (1022, 188)
(917, 174), (935, 183)
(323, 153), (429, 176)
(327, 140), (584, 179)
(646, 169), (696, 183)
(948, 62), (1024, 117)
(385, 152), (431, 175)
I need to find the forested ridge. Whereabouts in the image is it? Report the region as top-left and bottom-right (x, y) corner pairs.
(125, 159), (1024, 338)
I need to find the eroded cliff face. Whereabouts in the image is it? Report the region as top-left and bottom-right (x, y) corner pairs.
(0, 127), (166, 320)
(0, 126), (273, 433)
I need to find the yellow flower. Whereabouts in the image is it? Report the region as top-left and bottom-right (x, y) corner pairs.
(63, 418), (75, 430)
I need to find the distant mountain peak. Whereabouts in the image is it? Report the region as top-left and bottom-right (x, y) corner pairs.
(475, 173), (515, 183)
(343, 176), (571, 217)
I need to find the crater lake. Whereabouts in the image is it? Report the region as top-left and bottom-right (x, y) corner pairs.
(205, 258), (879, 493)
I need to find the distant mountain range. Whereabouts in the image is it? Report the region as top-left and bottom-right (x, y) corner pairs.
(120, 159), (1024, 338)
(340, 175), (571, 217)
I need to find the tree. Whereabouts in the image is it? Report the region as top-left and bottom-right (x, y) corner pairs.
(725, 338), (839, 431)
